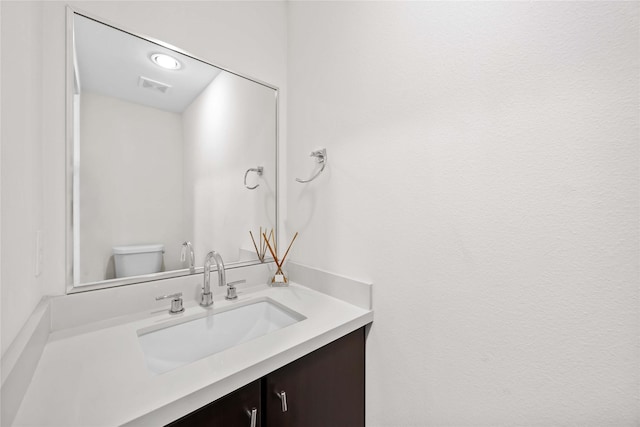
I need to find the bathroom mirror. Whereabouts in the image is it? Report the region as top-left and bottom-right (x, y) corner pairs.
(66, 8), (278, 292)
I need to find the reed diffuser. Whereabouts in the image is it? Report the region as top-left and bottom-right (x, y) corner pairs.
(263, 231), (298, 285)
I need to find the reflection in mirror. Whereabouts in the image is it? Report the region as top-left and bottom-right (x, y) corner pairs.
(68, 10), (277, 290)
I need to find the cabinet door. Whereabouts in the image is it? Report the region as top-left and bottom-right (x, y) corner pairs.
(265, 327), (365, 427)
(167, 379), (261, 427)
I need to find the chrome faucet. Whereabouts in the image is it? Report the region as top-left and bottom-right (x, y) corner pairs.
(201, 251), (224, 307)
(181, 241), (196, 274)
(201, 251), (247, 305)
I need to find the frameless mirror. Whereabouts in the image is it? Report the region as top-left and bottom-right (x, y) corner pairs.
(67, 9), (278, 291)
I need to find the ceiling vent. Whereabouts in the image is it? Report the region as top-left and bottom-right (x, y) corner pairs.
(138, 76), (171, 94)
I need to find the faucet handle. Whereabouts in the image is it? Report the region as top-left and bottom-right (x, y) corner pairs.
(156, 292), (184, 314)
(226, 279), (246, 287)
(224, 280), (246, 300)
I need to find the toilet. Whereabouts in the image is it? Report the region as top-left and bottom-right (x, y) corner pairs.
(112, 244), (165, 278)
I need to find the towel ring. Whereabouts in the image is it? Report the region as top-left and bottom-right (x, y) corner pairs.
(244, 166), (263, 190)
(296, 149), (327, 183)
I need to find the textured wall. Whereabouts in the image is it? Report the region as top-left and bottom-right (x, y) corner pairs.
(286, 2), (639, 425)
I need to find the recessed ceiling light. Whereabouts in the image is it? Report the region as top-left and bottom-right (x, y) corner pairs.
(150, 53), (182, 70)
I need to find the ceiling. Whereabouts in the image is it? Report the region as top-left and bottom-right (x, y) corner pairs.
(74, 14), (221, 114)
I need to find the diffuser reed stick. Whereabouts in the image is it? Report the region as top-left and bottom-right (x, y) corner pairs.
(263, 232), (278, 263)
(280, 232), (298, 264)
(249, 227), (274, 262)
(266, 229), (274, 255)
(249, 231), (261, 260)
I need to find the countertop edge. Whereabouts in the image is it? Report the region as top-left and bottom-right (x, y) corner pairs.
(122, 311), (374, 427)
(1, 297), (51, 427)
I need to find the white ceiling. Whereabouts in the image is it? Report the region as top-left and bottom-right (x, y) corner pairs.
(74, 14), (221, 114)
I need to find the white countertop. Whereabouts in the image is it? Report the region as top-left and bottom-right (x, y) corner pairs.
(13, 283), (373, 426)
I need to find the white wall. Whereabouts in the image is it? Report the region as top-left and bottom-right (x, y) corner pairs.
(1, 0), (287, 356)
(79, 92), (184, 282)
(287, 2), (639, 425)
(182, 72), (277, 263)
(0, 1), (45, 357)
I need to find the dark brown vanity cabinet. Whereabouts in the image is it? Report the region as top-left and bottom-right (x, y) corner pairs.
(168, 380), (262, 427)
(265, 327), (365, 427)
(167, 327), (365, 427)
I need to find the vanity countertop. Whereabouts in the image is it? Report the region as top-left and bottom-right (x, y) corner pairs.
(13, 283), (373, 426)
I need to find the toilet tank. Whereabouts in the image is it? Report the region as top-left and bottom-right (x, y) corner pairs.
(113, 244), (164, 278)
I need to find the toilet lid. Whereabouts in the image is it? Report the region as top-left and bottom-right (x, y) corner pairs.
(112, 244), (165, 255)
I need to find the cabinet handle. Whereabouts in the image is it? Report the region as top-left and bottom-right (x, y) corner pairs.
(245, 407), (257, 427)
(275, 390), (288, 412)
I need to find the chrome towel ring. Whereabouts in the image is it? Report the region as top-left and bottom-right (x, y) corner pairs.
(296, 148), (327, 183)
(244, 166), (263, 190)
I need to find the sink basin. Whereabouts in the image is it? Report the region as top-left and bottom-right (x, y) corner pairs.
(137, 298), (304, 374)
